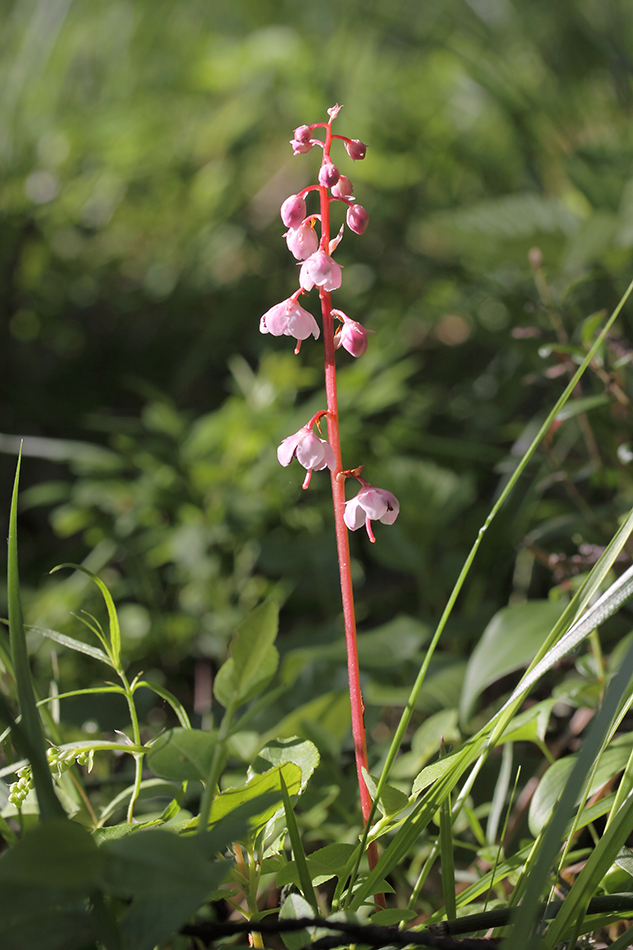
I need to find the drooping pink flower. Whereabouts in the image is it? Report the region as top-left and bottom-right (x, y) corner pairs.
(344, 138), (367, 161)
(331, 175), (354, 199)
(346, 204), (369, 235)
(334, 313), (374, 357)
(260, 298), (320, 342)
(277, 424), (336, 489)
(318, 163), (340, 188)
(285, 222), (319, 261)
(344, 483), (399, 542)
(299, 250), (343, 292)
(281, 194), (307, 229)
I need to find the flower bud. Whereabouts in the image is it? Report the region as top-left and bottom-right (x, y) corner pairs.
(280, 194), (306, 229)
(318, 163), (340, 188)
(336, 318), (373, 357)
(331, 175), (354, 199)
(294, 125), (312, 144)
(346, 204), (369, 235)
(344, 138), (367, 161)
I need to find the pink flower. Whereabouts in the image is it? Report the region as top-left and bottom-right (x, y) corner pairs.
(318, 163), (340, 188)
(285, 222), (319, 260)
(335, 314), (374, 357)
(277, 424), (336, 489)
(346, 204), (369, 235)
(300, 250), (343, 292)
(332, 175), (354, 199)
(290, 126), (314, 154)
(281, 194), (307, 229)
(260, 298), (320, 342)
(344, 138), (367, 161)
(344, 483), (399, 542)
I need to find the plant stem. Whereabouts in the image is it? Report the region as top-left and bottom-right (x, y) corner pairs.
(317, 120), (380, 882)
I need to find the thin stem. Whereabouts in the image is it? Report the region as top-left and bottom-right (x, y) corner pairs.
(317, 115), (380, 886)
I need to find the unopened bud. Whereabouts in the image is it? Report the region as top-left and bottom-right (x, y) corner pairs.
(346, 204), (369, 235)
(318, 163), (340, 188)
(294, 125), (312, 144)
(331, 175), (354, 199)
(280, 194), (306, 229)
(344, 139), (367, 161)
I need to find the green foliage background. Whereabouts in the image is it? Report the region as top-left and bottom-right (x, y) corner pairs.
(2, 0), (633, 742)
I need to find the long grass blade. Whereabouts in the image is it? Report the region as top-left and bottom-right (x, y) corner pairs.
(7, 451), (65, 821)
(502, 633), (633, 950)
(350, 279), (633, 897)
(279, 771), (319, 914)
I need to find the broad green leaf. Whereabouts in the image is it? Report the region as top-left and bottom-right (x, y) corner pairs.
(362, 769), (410, 818)
(100, 827), (226, 896)
(209, 762), (302, 835)
(249, 737), (319, 794)
(498, 699), (556, 749)
(459, 599), (566, 726)
(412, 749), (461, 797)
(146, 728), (216, 781)
(0, 883), (94, 950)
(279, 892), (315, 950)
(214, 601), (279, 707)
(0, 819), (103, 888)
(271, 691), (350, 754)
(391, 708), (460, 780)
(529, 733), (633, 836)
(277, 843), (357, 888)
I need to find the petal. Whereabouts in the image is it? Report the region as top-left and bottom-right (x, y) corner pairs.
(356, 487), (389, 521)
(299, 260), (315, 291)
(277, 428), (307, 467)
(287, 303), (320, 341)
(378, 491), (400, 524)
(344, 496), (367, 531)
(296, 431), (326, 470)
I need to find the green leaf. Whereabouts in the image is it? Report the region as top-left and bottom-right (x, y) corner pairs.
(0, 819), (103, 888)
(459, 599), (566, 726)
(209, 762), (302, 836)
(214, 601), (279, 707)
(146, 728), (216, 781)
(277, 843), (357, 888)
(0, 883), (94, 950)
(249, 737), (319, 794)
(279, 771), (318, 912)
(100, 827), (226, 896)
(529, 733), (633, 836)
(27, 625), (113, 666)
(498, 699), (556, 749)
(48, 563), (122, 670)
(278, 893), (315, 950)
(6, 453), (65, 821)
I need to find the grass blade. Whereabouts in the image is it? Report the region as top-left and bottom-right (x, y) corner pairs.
(279, 771), (319, 914)
(502, 634), (633, 949)
(7, 451), (65, 821)
(28, 624), (114, 666)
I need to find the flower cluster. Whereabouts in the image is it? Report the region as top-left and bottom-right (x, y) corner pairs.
(7, 746), (93, 807)
(261, 106), (399, 542)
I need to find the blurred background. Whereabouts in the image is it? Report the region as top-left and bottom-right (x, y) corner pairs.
(2, 0), (633, 752)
